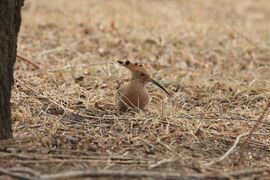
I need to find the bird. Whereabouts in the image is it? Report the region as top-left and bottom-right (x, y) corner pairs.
(117, 60), (170, 113)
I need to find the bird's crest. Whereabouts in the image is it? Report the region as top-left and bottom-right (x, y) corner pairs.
(117, 60), (150, 77)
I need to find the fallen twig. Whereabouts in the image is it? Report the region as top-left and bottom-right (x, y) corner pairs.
(41, 169), (181, 180)
(205, 133), (249, 166)
(39, 168), (270, 180)
(9, 167), (40, 177)
(16, 54), (40, 69)
(40, 169), (220, 180)
(220, 168), (270, 178)
(13, 159), (154, 165)
(0, 167), (37, 180)
(239, 101), (270, 159)
(2, 167), (269, 180)
(149, 159), (175, 169)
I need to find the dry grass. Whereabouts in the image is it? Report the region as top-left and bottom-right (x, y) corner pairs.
(1, 0), (270, 179)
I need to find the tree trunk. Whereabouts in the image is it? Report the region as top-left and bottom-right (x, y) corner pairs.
(0, 0), (24, 139)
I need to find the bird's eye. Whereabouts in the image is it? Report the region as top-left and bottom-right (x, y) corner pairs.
(141, 73), (145, 76)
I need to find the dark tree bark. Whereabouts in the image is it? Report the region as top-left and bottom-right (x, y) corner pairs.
(0, 0), (24, 139)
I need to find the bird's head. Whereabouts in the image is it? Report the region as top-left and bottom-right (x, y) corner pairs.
(118, 60), (170, 96)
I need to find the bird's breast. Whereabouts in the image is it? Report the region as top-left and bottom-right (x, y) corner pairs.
(118, 83), (150, 110)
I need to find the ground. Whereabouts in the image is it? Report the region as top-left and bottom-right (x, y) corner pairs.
(1, 0), (270, 179)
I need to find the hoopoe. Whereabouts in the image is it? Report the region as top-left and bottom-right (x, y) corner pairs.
(117, 60), (170, 113)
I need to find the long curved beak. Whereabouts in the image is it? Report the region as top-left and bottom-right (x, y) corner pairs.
(148, 78), (170, 97)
